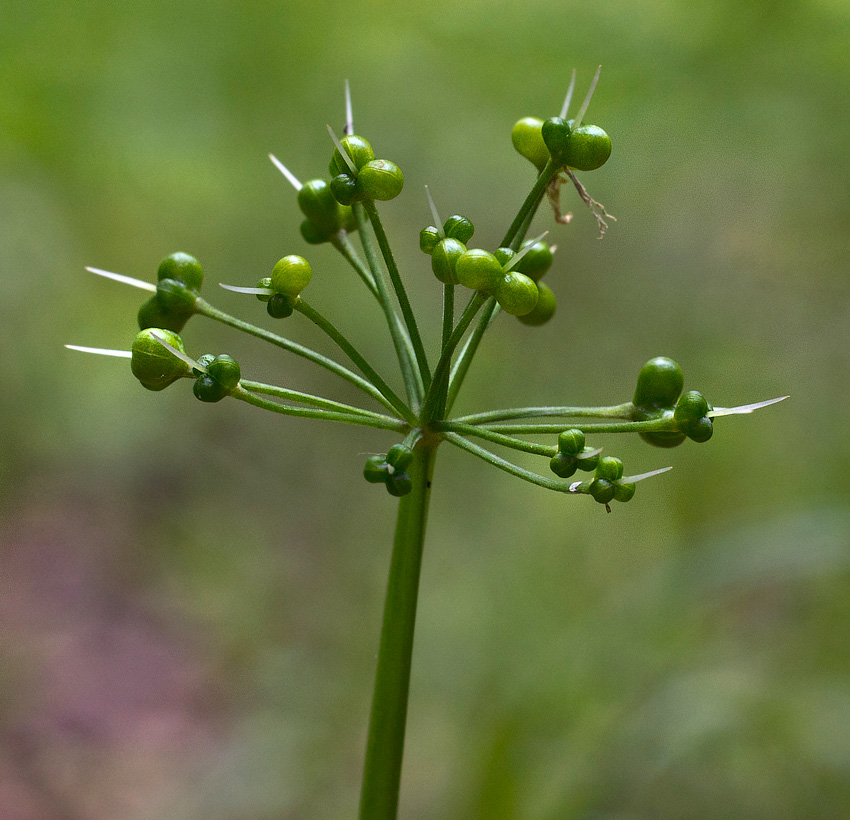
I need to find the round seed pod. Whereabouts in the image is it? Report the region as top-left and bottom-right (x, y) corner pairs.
(595, 456), (624, 482)
(589, 478), (616, 504)
(517, 282), (556, 326)
(155, 278), (197, 315)
(456, 249), (504, 292)
(558, 428), (585, 456)
(514, 241), (553, 281)
(443, 215), (475, 244)
(255, 277), (272, 303)
(364, 455), (389, 484)
(494, 247), (514, 268)
(297, 179), (344, 232)
(271, 255), (312, 297)
(386, 443), (413, 472)
(674, 390), (711, 423)
(330, 173), (361, 206)
(208, 354), (241, 391)
(564, 124), (611, 171)
(300, 219), (329, 244)
(137, 295), (189, 333)
(329, 135), (375, 176)
(385, 471), (413, 497)
(614, 482), (636, 502)
(358, 159), (404, 201)
(267, 293), (296, 318)
(197, 353), (215, 370)
(541, 117), (572, 165)
(496, 271), (539, 316)
(157, 252), (203, 290)
(511, 117), (549, 171)
(633, 357), (684, 409)
(684, 416), (713, 443)
(193, 373), (228, 403)
(632, 405), (687, 449)
(131, 328), (190, 391)
(419, 226), (440, 255)
(576, 446), (601, 472)
(550, 452), (577, 478)
(431, 238), (466, 285)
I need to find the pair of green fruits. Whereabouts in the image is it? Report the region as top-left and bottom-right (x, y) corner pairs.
(511, 116), (612, 173)
(363, 444), (415, 497)
(632, 357), (713, 447)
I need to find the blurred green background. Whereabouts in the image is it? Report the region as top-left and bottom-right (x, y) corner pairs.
(2, 0), (850, 818)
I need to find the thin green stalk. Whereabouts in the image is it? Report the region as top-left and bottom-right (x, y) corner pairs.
(485, 418), (679, 435)
(441, 284), (455, 350)
(454, 403), (635, 425)
(443, 432), (577, 493)
(434, 421), (555, 456)
(333, 230), (424, 405)
(232, 386), (408, 433)
(501, 158), (560, 249)
(361, 199), (432, 392)
(295, 300), (416, 426)
(353, 203), (424, 407)
(194, 298), (397, 415)
(359, 441), (438, 820)
(240, 379), (399, 422)
(422, 291), (487, 422)
(331, 232), (379, 297)
(445, 296), (499, 413)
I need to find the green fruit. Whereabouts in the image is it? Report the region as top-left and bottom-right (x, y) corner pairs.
(329, 135), (374, 176)
(137, 295), (189, 333)
(443, 215), (475, 243)
(633, 405), (687, 449)
(633, 357), (684, 409)
(386, 444), (413, 472)
(157, 252), (203, 290)
(558, 428), (585, 456)
(550, 452), (577, 478)
(563, 124), (611, 171)
(685, 416), (713, 443)
(364, 455), (389, 483)
(494, 247), (514, 268)
(358, 159), (404, 201)
(576, 447), (600, 471)
(255, 277), (272, 303)
(431, 238), (466, 285)
(595, 456), (624, 482)
(514, 241), (553, 281)
(517, 282), (556, 326)
(208, 354), (241, 391)
(496, 271), (538, 316)
(456, 249), (503, 292)
(193, 373), (228, 402)
(271, 255), (312, 297)
(674, 390), (711, 423)
(131, 328), (190, 391)
(511, 117), (549, 171)
(267, 294), (296, 318)
(385, 471), (413, 497)
(297, 179), (344, 232)
(300, 219), (329, 244)
(541, 117), (571, 164)
(419, 226), (440, 255)
(589, 478), (616, 504)
(155, 278), (197, 315)
(330, 173), (361, 206)
(614, 483), (635, 502)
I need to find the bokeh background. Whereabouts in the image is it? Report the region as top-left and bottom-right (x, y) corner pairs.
(3, 1), (850, 818)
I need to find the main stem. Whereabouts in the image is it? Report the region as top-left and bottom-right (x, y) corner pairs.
(359, 440), (438, 820)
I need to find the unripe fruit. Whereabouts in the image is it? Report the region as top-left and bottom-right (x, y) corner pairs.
(456, 249), (503, 292)
(157, 252), (203, 290)
(558, 428), (585, 456)
(297, 180), (344, 232)
(329, 135), (374, 176)
(358, 160), (404, 201)
(563, 124), (611, 171)
(431, 238), (466, 285)
(131, 328), (190, 391)
(443, 215), (475, 244)
(517, 282), (556, 326)
(496, 271), (538, 316)
(271, 255), (312, 297)
(511, 117), (549, 171)
(633, 357), (684, 409)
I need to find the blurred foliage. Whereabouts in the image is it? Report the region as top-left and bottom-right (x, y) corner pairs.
(2, 0), (850, 818)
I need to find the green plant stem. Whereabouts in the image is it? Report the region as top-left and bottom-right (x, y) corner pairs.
(361, 199), (432, 392)
(331, 232), (379, 297)
(442, 284), (455, 350)
(239, 379), (399, 422)
(294, 300), (416, 426)
(353, 203), (424, 408)
(484, 418), (679, 435)
(231, 386), (408, 433)
(443, 432), (579, 493)
(359, 441), (438, 820)
(445, 296), (499, 413)
(422, 291), (487, 422)
(194, 298), (398, 416)
(501, 158), (560, 249)
(333, 230), (423, 405)
(434, 421), (555, 456)
(454, 403), (635, 425)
